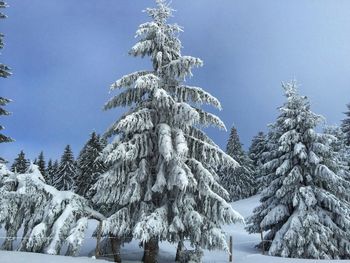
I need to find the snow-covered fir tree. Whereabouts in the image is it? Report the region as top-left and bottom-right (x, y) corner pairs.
(46, 159), (59, 186)
(0, 163), (104, 254)
(52, 159), (59, 182)
(341, 103), (350, 146)
(248, 131), (268, 191)
(324, 125), (350, 181)
(0, 1), (12, 163)
(92, 1), (243, 262)
(246, 82), (350, 259)
(45, 159), (54, 185)
(36, 151), (47, 181)
(53, 159), (59, 171)
(11, 150), (29, 174)
(75, 132), (106, 198)
(219, 125), (256, 201)
(53, 145), (76, 191)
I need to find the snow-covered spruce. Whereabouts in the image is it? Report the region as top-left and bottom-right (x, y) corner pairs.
(46, 160), (60, 186)
(92, 1), (243, 262)
(341, 103), (350, 146)
(11, 150), (29, 174)
(0, 1), (12, 162)
(246, 82), (350, 259)
(46, 159), (55, 185)
(219, 125), (257, 201)
(0, 163), (104, 255)
(75, 132), (106, 199)
(248, 131), (268, 192)
(53, 145), (76, 191)
(35, 151), (47, 181)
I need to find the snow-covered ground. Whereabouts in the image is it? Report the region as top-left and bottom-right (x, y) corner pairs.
(1, 195), (350, 263)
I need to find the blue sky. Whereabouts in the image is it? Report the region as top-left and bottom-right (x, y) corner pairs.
(1, 0), (350, 162)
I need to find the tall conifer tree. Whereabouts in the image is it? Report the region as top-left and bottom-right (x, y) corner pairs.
(53, 145), (76, 191)
(219, 126), (257, 201)
(248, 131), (268, 191)
(36, 151), (46, 180)
(75, 132), (106, 198)
(46, 159), (54, 185)
(246, 82), (350, 259)
(92, 1), (243, 262)
(50, 160), (60, 186)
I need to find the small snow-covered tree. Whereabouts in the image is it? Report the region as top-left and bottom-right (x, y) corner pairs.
(92, 1), (243, 262)
(246, 82), (350, 259)
(53, 145), (76, 191)
(0, 1), (12, 163)
(45, 159), (54, 185)
(75, 132), (106, 198)
(36, 151), (47, 180)
(53, 160), (59, 172)
(0, 163), (104, 254)
(219, 125), (256, 201)
(248, 131), (268, 191)
(47, 159), (59, 186)
(11, 150), (29, 174)
(341, 103), (350, 146)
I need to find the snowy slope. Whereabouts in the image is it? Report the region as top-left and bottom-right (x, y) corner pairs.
(1, 194), (350, 262)
(0, 251), (105, 263)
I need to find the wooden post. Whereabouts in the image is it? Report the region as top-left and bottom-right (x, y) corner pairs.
(229, 236), (233, 262)
(260, 230), (265, 255)
(175, 240), (184, 262)
(95, 221), (102, 258)
(110, 234), (122, 263)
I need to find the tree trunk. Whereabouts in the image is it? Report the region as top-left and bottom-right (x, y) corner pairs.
(110, 234), (122, 263)
(142, 238), (159, 263)
(175, 240), (184, 262)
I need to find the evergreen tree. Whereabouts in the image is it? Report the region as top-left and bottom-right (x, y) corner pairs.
(52, 160), (59, 175)
(48, 160), (59, 186)
(219, 126), (256, 201)
(92, 1), (243, 262)
(0, 1), (12, 163)
(248, 131), (268, 191)
(53, 145), (76, 191)
(246, 82), (350, 259)
(36, 151), (46, 181)
(45, 159), (54, 185)
(11, 150), (29, 174)
(341, 103), (350, 146)
(75, 132), (106, 198)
